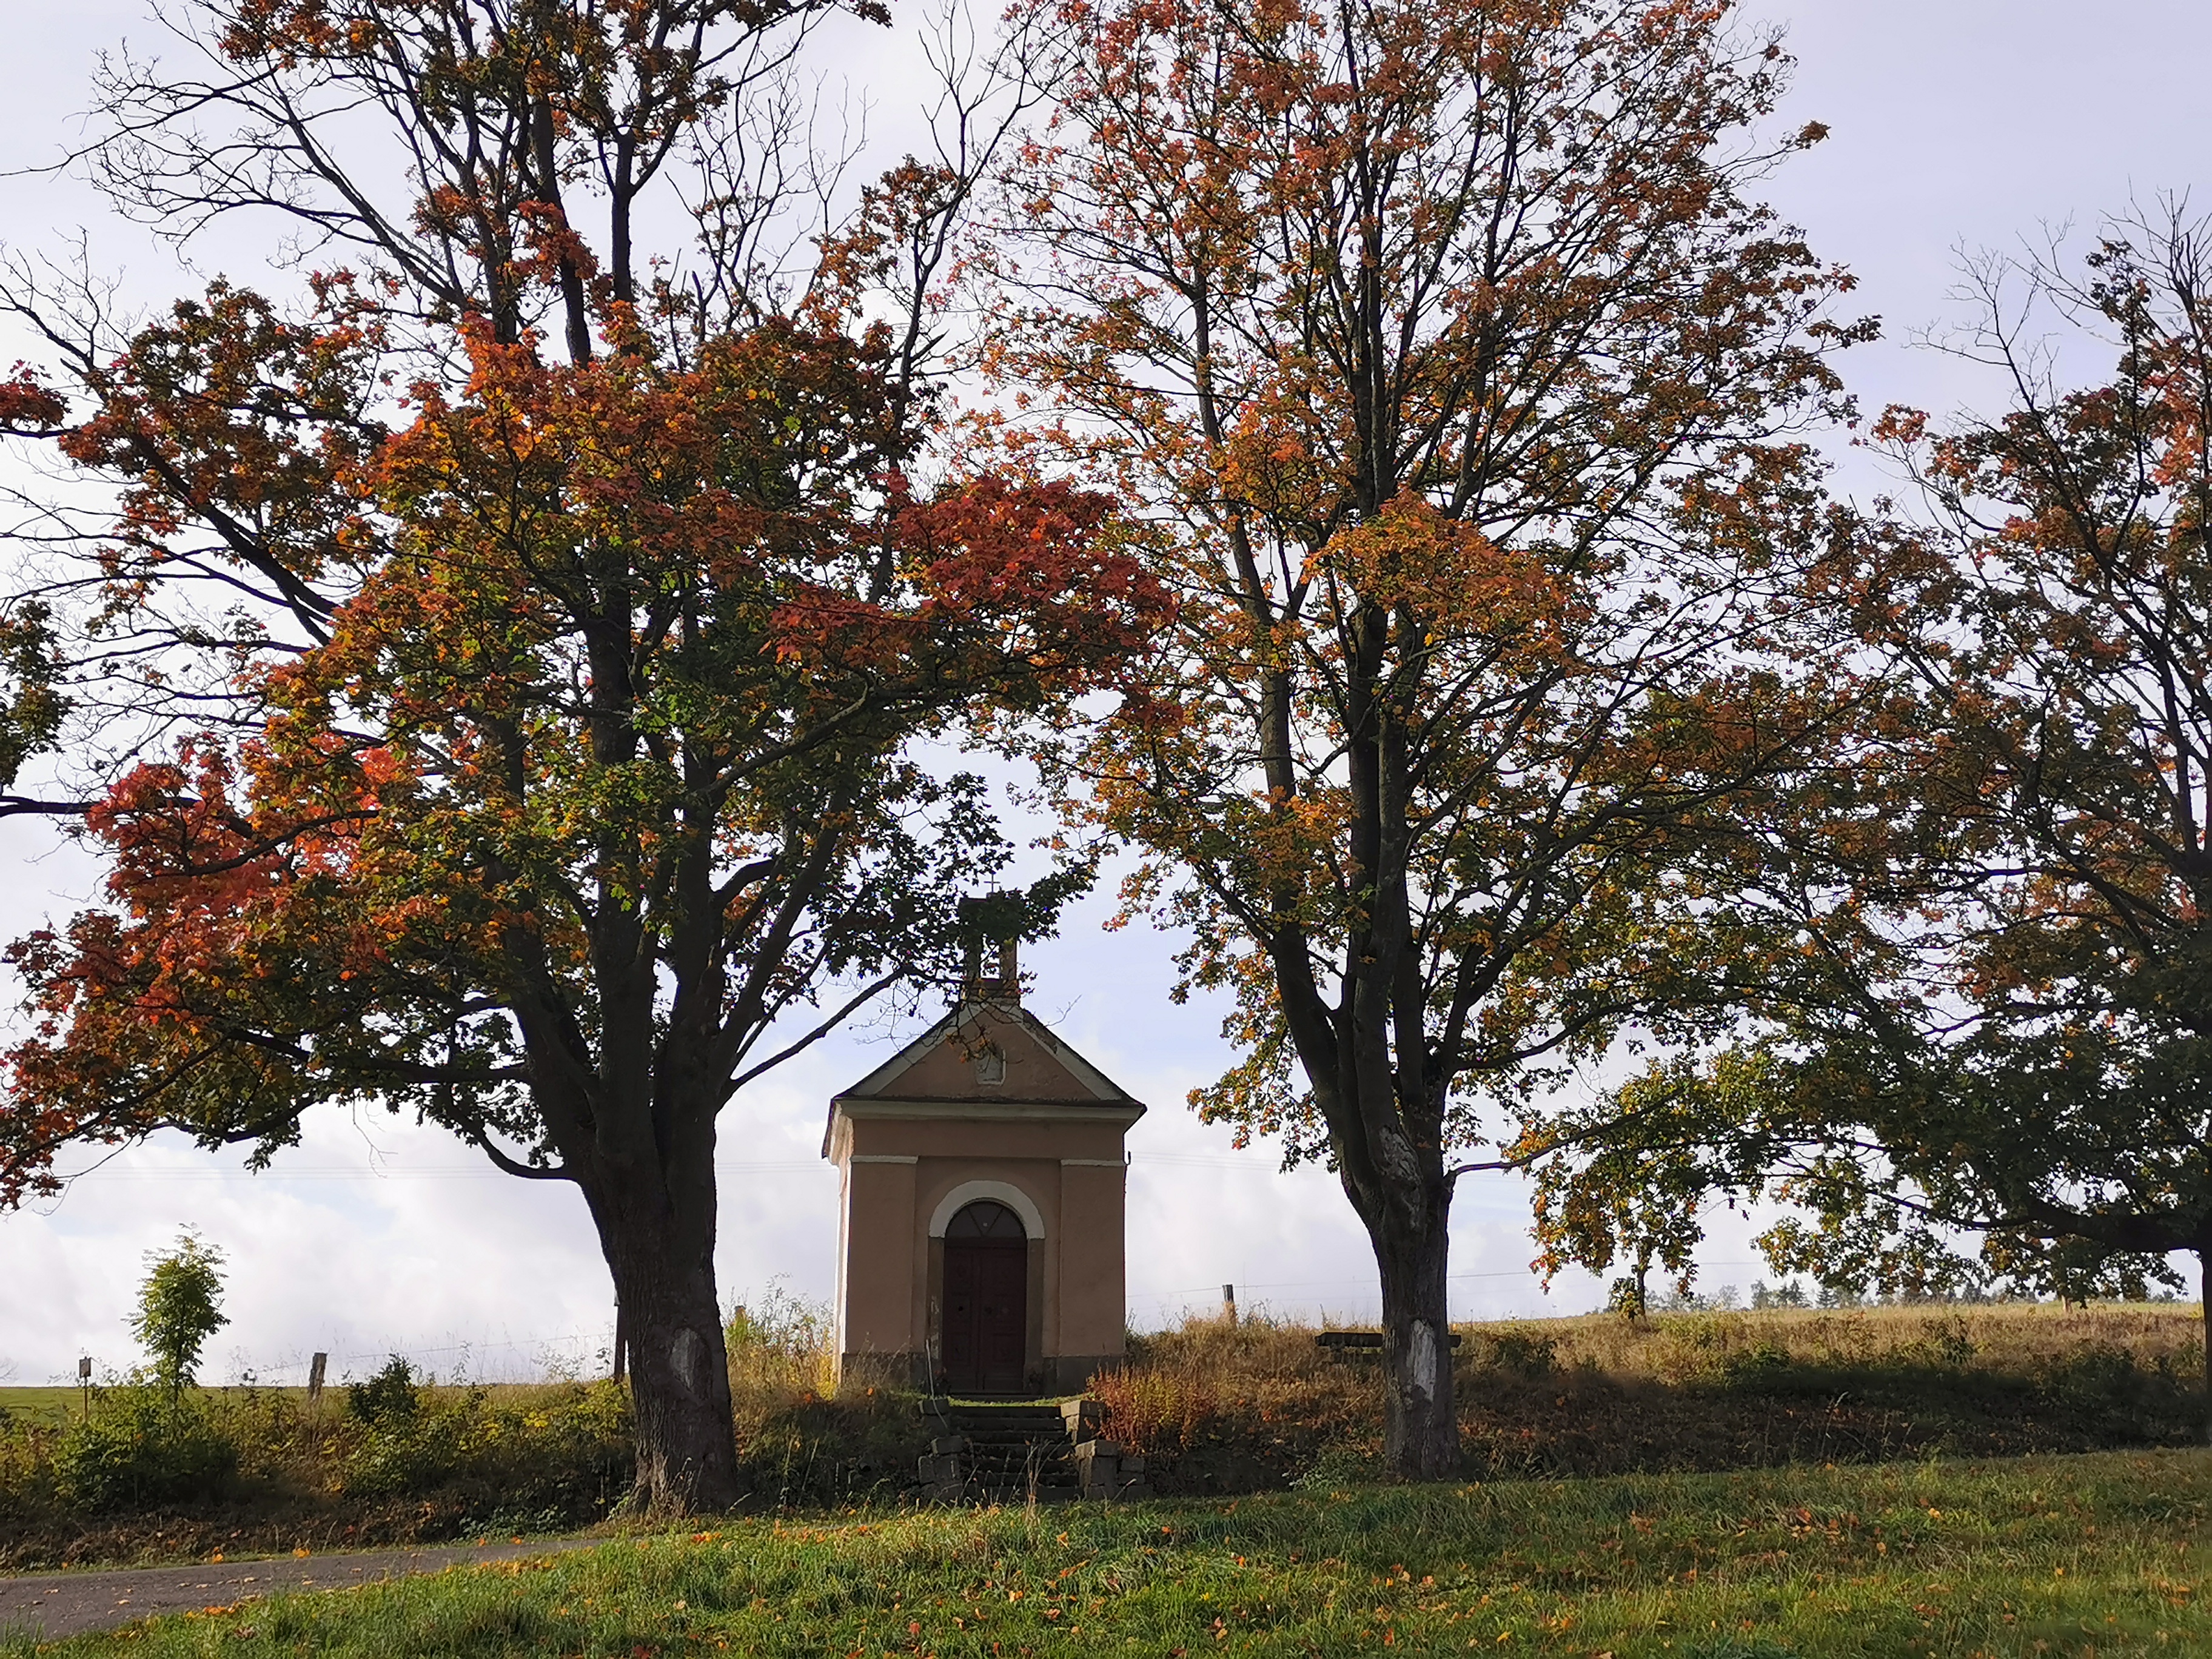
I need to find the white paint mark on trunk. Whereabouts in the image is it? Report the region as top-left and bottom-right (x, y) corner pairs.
(1408, 1319), (1438, 1403)
(671, 1327), (705, 1396)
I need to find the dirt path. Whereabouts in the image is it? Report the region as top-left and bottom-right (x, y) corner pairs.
(0, 1537), (597, 1641)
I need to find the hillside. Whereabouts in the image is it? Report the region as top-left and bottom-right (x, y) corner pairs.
(1102, 1302), (2208, 1493)
(0, 1302), (2200, 1570)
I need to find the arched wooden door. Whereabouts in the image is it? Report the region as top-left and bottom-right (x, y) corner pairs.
(941, 1199), (1028, 1394)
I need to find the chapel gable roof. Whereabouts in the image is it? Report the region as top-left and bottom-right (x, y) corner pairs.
(833, 997), (1140, 1107)
(823, 898), (1147, 1159)
(822, 993), (1145, 1158)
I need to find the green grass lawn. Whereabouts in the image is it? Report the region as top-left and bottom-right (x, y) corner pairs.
(0, 1386), (387, 1433)
(12, 1448), (2212, 1657)
(0, 1385), (535, 1424)
(0, 1391), (89, 1431)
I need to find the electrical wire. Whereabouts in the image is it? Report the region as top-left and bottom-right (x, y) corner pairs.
(45, 1151), (1305, 1181)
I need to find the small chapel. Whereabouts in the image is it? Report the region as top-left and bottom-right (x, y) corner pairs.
(822, 916), (1145, 1396)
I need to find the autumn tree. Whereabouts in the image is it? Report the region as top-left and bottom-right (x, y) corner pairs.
(1521, 208), (2212, 1425)
(0, 0), (1162, 1509)
(987, 0), (1868, 1475)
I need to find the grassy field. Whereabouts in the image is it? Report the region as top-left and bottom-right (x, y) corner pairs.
(0, 1382), (595, 1432)
(0, 1392), (84, 1432)
(0, 1389), (349, 1433)
(8, 1447), (2211, 1657)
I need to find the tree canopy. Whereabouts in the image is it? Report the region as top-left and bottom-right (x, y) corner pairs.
(1521, 209), (2212, 1423)
(0, 0), (1165, 1508)
(987, 0), (1871, 1475)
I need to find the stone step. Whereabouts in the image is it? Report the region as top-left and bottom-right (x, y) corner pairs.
(942, 1407), (1062, 1424)
(952, 1415), (1067, 1427)
(949, 1415), (1067, 1429)
(917, 1395), (1149, 1504)
(965, 1455), (1074, 1469)
(964, 1451), (1074, 1477)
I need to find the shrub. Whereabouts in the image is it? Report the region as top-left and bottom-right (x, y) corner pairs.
(347, 1355), (421, 1426)
(52, 1389), (237, 1510)
(336, 1380), (631, 1505)
(1293, 1439), (1383, 1492)
(339, 1409), (466, 1498)
(1717, 1341), (1794, 1384)
(1473, 1329), (1558, 1377)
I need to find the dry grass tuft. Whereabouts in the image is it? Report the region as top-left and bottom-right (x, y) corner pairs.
(723, 1287), (841, 1429)
(1518, 1299), (2202, 1382)
(722, 1287), (923, 1509)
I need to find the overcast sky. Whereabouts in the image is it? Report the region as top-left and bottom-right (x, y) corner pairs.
(0, 1), (2206, 1388)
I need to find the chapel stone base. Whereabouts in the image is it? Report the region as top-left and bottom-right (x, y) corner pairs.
(837, 1351), (1119, 1398)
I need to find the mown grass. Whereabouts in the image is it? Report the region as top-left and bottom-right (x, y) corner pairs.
(10, 1448), (2212, 1657)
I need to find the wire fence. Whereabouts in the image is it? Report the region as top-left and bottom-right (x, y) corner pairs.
(1123, 1259), (1781, 1327)
(24, 1254), (1795, 1388)
(56, 1329), (629, 1391)
(45, 1150), (1368, 1182)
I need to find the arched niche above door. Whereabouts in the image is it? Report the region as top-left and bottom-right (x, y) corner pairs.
(928, 1179), (1045, 1239)
(945, 1199), (1025, 1241)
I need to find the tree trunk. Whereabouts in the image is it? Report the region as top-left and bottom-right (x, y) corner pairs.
(1371, 1193), (1458, 1480)
(590, 1190), (740, 1512)
(2199, 1247), (2211, 1447)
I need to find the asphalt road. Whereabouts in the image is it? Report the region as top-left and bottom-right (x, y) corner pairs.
(0, 1537), (596, 1641)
